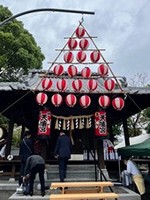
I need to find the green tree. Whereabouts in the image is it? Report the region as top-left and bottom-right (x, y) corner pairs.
(0, 114), (8, 129)
(143, 107), (150, 133)
(127, 73), (150, 136)
(0, 5), (45, 81)
(143, 107), (150, 118)
(127, 112), (142, 136)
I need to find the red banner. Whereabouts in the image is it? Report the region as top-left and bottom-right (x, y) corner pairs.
(38, 110), (51, 136)
(94, 111), (107, 136)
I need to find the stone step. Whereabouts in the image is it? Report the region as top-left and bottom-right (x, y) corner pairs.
(47, 171), (96, 179)
(46, 164), (96, 171)
(46, 177), (97, 183)
(45, 164), (98, 181)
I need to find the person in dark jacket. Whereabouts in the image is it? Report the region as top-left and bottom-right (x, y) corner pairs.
(19, 130), (34, 185)
(23, 154), (45, 196)
(54, 132), (72, 182)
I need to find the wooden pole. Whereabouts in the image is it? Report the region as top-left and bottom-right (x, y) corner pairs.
(122, 116), (130, 146)
(6, 116), (14, 156)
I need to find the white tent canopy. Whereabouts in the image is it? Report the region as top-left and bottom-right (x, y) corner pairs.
(115, 133), (150, 149)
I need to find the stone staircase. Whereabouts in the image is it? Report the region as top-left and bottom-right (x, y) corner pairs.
(45, 163), (98, 182)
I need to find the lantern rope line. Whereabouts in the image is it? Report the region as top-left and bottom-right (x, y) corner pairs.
(0, 90), (32, 115)
(55, 48), (106, 51)
(52, 114), (93, 120)
(48, 62), (113, 64)
(39, 72), (124, 80)
(126, 93), (142, 112)
(64, 36), (98, 39)
(79, 23), (124, 92)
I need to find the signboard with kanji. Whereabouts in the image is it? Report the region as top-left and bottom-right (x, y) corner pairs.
(37, 110), (51, 136)
(94, 111), (107, 136)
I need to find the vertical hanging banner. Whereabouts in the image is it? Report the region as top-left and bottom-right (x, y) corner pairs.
(38, 110), (51, 136)
(94, 111), (107, 136)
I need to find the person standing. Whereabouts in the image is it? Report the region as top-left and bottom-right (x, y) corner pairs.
(19, 130), (34, 185)
(123, 157), (146, 200)
(23, 154), (45, 196)
(54, 132), (72, 182)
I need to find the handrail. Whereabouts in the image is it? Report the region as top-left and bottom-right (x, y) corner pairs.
(89, 150), (117, 200)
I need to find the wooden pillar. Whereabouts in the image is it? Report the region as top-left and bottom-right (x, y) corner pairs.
(5, 117), (14, 156)
(97, 139), (105, 169)
(122, 116), (130, 146)
(108, 123), (114, 143)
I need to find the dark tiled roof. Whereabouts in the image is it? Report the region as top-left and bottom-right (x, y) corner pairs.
(0, 70), (149, 95)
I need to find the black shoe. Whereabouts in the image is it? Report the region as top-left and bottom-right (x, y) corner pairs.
(41, 191), (45, 197)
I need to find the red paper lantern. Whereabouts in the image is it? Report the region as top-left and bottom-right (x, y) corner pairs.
(90, 51), (101, 63)
(81, 67), (91, 78)
(64, 52), (74, 63)
(53, 64), (64, 76)
(87, 79), (98, 91)
(98, 95), (110, 108)
(75, 26), (85, 38)
(76, 51), (86, 63)
(112, 97), (125, 110)
(72, 79), (82, 92)
(104, 79), (115, 91)
(79, 38), (89, 50)
(41, 78), (53, 90)
(67, 65), (78, 77)
(68, 38), (78, 50)
(98, 64), (108, 77)
(36, 92), (48, 105)
(79, 95), (91, 108)
(65, 94), (77, 107)
(56, 79), (67, 92)
(51, 94), (63, 107)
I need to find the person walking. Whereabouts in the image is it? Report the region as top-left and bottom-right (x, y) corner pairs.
(19, 130), (34, 185)
(123, 157), (146, 200)
(23, 154), (45, 196)
(54, 132), (72, 182)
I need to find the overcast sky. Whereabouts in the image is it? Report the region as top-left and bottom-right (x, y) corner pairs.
(1, 0), (150, 84)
